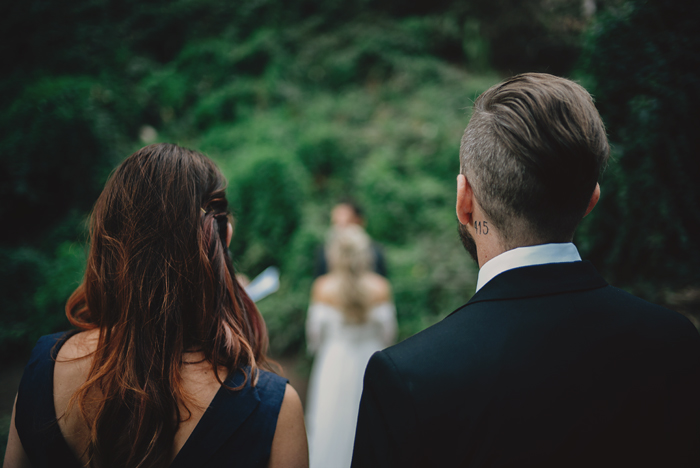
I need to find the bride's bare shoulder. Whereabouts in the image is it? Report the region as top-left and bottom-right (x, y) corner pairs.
(362, 273), (392, 304)
(310, 275), (340, 305)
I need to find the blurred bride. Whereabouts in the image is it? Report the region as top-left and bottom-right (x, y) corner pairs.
(305, 224), (397, 468)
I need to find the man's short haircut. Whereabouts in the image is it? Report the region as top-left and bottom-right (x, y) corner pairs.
(460, 73), (609, 245)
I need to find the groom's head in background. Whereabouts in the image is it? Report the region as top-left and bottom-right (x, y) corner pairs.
(457, 73), (610, 265)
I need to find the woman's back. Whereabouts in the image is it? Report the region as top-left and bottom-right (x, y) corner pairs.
(13, 331), (302, 468)
(307, 273), (395, 347)
(4, 144), (308, 468)
(53, 330), (226, 465)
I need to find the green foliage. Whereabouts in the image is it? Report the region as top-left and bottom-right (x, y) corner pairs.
(185, 59), (493, 347)
(227, 147), (309, 275)
(575, 0), (700, 298)
(0, 0), (644, 359)
(471, 0), (592, 75)
(33, 242), (87, 330)
(0, 76), (126, 243)
(0, 247), (45, 350)
(194, 65), (495, 346)
(0, 240), (84, 355)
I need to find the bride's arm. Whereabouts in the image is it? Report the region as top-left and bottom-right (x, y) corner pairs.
(306, 277), (332, 354)
(377, 302), (398, 346)
(305, 303), (324, 354)
(368, 277), (398, 346)
(267, 384), (308, 468)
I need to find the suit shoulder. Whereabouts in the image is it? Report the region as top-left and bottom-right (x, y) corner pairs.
(602, 286), (697, 329)
(381, 304), (474, 370)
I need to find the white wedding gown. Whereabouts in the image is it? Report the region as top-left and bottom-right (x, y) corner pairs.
(305, 301), (397, 468)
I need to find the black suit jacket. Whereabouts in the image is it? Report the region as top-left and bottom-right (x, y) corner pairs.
(352, 261), (700, 467)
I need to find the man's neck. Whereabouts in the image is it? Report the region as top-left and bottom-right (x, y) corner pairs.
(476, 237), (551, 268)
(475, 242), (582, 292)
(476, 232), (570, 268)
(476, 239), (506, 268)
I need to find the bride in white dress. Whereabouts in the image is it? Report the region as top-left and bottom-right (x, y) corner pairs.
(305, 225), (397, 468)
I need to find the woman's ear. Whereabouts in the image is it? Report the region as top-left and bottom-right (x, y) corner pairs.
(456, 174), (474, 226)
(226, 222), (233, 247)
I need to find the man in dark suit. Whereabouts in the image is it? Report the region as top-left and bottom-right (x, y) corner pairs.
(314, 201), (387, 278)
(351, 73), (700, 467)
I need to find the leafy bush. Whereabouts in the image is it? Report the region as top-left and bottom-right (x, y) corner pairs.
(576, 0), (700, 299)
(0, 76), (126, 243)
(0, 0), (607, 359)
(193, 64), (497, 349)
(0, 239), (84, 355)
(227, 147), (310, 275)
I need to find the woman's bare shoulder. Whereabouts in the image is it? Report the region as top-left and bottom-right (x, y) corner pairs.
(311, 272), (392, 306)
(310, 275), (339, 305)
(362, 273), (392, 304)
(57, 328), (99, 360)
(54, 329), (99, 390)
(53, 330), (99, 464)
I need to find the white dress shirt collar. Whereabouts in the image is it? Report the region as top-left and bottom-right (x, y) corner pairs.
(475, 243), (582, 292)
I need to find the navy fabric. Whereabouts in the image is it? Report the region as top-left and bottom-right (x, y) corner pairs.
(15, 331), (287, 468)
(16, 331), (81, 468)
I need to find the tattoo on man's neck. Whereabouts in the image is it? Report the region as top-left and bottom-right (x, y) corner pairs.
(474, 220), (489, 235)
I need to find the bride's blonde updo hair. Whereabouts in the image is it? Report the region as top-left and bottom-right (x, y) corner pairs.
(326, 224), (374, 323)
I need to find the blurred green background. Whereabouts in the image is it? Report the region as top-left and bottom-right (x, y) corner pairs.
(1, 0), (699, 454)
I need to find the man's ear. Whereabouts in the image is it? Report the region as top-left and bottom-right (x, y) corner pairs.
(456, 174), (474, 226)
(584, 183), (600, 217)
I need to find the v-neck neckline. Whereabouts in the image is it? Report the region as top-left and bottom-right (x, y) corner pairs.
(48, 331), (260, 468)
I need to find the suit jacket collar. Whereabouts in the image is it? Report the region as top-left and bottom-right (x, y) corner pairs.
(463, 261), (607, 308)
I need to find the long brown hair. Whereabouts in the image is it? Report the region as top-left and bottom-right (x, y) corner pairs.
(65, 143), (269, 468)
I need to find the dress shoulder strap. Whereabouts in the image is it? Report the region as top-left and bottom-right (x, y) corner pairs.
(171, 368), (288, 468)
(15, 331), (81, 468)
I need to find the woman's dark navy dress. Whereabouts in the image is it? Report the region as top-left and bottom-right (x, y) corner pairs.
(15, 331), (288, 468)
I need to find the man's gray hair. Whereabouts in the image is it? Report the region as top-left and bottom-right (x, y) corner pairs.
(460, 73), (609, 246)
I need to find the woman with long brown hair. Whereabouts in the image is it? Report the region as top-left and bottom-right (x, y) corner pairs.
(304, 224), (397, 468)
(3, 143), (308, 468)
